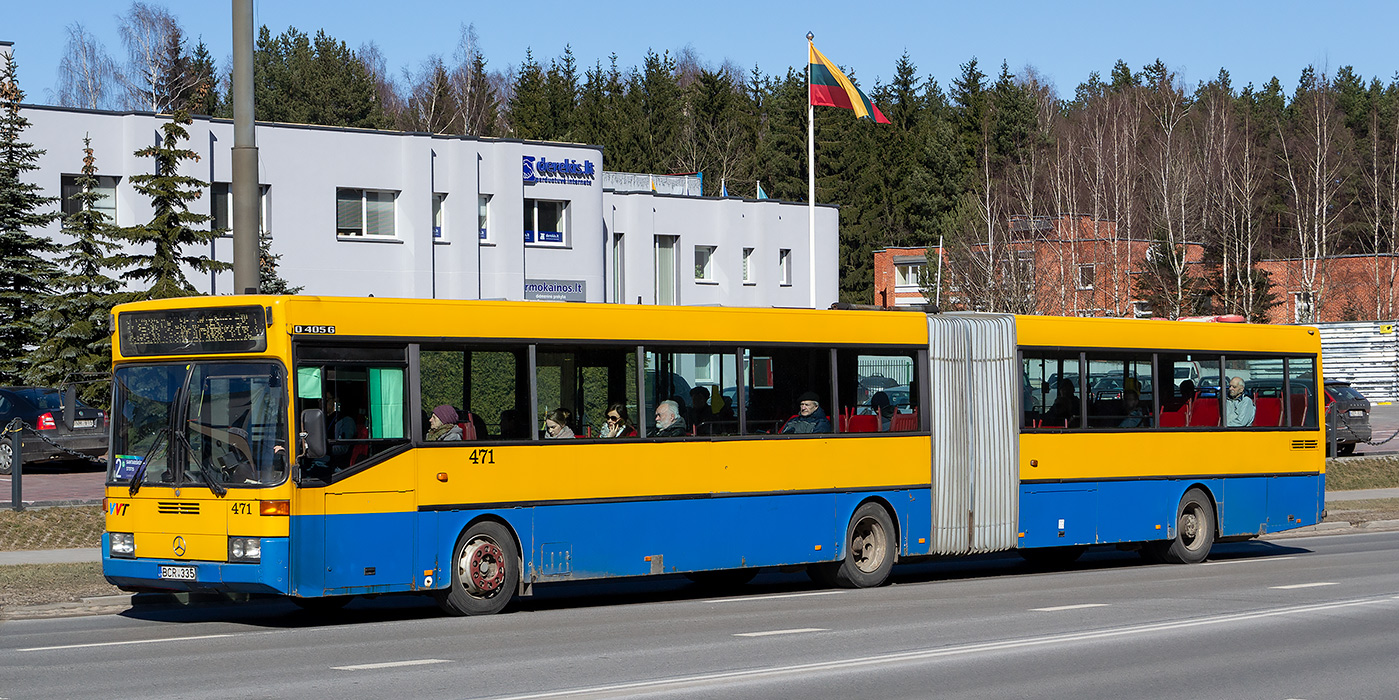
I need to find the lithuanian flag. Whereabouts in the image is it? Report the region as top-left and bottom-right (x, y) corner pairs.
(808, 43), (890, 124)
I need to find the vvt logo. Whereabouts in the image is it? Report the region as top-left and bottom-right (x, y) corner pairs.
(522, 155), (595, 185)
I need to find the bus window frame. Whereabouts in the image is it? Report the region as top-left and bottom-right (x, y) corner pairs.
(291, 340), (412, 485)
(1018, 345), (1322, 434)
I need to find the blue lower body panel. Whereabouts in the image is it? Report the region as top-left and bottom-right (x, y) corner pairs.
(102, 534), (290, 595)
(1018, 474), (1324, 549)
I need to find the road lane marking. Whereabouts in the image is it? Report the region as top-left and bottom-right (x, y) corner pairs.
(1271, 582), (1338, 590)
(20, 633), (235, 652)
(733, 628), (829, 638)
(333, 659), (451, 671)
(485, 596), (1397, 700)
(1202, 556), (1297, 566)
(712, 591), (843, 604)
(1030, 604), (1110, 612)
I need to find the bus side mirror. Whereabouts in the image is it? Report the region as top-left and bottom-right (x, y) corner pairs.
(300, 409), (326, 460)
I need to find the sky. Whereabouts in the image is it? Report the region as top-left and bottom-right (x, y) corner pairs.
(6, 0), (1399, 104)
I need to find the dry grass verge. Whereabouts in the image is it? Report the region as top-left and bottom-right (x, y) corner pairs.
(1326, 456), (1399, 490)
(1323, 498), (1399, 526)
(0, 562), (122, 609)
(0, 505), (105, 551)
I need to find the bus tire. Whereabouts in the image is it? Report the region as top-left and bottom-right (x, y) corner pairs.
(1017, 545), (1088, 568)
(1146, 488), (1215, 565)
(436, 520), (519, 616)
(833, 503), (896, 588)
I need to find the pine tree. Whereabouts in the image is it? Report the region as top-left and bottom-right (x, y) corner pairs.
(24, 137), (121, 405)
(543, 46), (579, 140)
(115, 108), (228, 300)
(185, 40), (219, 116)
(0, 54), (61, 383)
(253, 27), (388, 129)
(509, 49), (548, 140)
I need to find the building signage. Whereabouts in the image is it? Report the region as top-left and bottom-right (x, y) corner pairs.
(523, 156), (595, 185)
(524, 229), (564, 244)
(524, 279), (587, 302)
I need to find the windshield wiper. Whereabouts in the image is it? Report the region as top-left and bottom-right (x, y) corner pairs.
(174, 428), (227, 498)
(128, 427), (168, 496)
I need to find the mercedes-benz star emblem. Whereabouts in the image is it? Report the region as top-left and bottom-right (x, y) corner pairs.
(173, 536), (186, 557)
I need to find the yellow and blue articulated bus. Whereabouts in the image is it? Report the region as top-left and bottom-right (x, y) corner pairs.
(102, 297), (1325, 614)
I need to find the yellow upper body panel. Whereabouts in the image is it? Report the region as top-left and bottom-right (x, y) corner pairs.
(1015, 314), (1321, 354)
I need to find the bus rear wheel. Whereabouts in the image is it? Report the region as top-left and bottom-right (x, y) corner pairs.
(1144, 487), (1215, 565)
(436, 520), (519, 616)
(831, 503), (896, 588)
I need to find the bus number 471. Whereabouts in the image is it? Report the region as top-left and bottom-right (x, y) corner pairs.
(468, 449), (495, 465)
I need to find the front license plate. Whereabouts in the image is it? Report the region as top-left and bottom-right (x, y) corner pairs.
(73, 419), (96, 429)
(159, 565), (196, 580)
(1349, 409), (1365, 417)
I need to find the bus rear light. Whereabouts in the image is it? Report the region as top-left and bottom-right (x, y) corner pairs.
(36, 412), (56, 430)
(259, 500), (290, 516)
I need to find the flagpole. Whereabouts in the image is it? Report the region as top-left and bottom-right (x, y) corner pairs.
(806, 32), (817, 309)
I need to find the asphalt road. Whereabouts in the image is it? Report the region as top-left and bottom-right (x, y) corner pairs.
(2, 531), (1397, 700)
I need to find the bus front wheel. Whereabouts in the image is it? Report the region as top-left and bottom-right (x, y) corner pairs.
(831, 503), (896, 588)
(436, 520), (519, 616)
(1144, 487), (1215, 565)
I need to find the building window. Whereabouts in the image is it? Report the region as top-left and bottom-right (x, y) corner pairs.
(478, 194), (491, 243)
(60, 174), (118, 221)
(432, 193), (446, 240)
(212, 183), (271, 234)
(894, 263), (924, 287)
(655, 235), (678, 305)
(612, 231), (625, 302)
(779, 249), (792, 286)
(1077, 264), (1096, 290)
(1293, 291), (1315, 324)
(694, 245), (716, 283)
(336, 188), (396, 238)
(524, 198), (567, 246)
(742, 247), (754, 284)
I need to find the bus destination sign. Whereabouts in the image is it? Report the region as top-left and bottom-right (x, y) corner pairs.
(119, 306), (268, 357)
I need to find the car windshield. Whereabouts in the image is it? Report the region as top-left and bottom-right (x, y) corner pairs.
(110, 362), (289, 488)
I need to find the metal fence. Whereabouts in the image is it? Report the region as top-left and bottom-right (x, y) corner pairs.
(1316, 321), (1399, 403)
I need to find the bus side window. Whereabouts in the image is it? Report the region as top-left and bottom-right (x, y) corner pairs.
(835, 349), (918, 433)
(537, 346), (639, 438)
(1083, 353), (1153, 430)
(1021, 350), (1082, 430)
(645, 348), (740, 436)
(420, 345), (529, 441)
(742, 346), (831, 435)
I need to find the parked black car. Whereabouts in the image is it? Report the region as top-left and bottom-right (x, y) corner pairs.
(0, 387), (107, 475)
(1325, 380), (1372, 456)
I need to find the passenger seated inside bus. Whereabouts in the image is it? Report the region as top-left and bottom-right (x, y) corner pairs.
(653, 400), (688, 437)
(1044, 379), (1079, 427)
(1224, 376), (1255, 427)
(427, 405), (463, 441)
(1118, 390), (1149, 427)
(781, 392), (832, 434)
(498, 408), (528, 440)
(870, 391), (895, 431)
(544, 408), (576, 439)
(599, 403), (637, 438)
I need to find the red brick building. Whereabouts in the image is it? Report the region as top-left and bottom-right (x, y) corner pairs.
(1256, 255), (1399, 324)
(874, 215), (1398, 323)
(874, 214), (1204, 317)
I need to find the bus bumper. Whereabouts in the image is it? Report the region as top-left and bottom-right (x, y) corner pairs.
(101, 534), (290, 595)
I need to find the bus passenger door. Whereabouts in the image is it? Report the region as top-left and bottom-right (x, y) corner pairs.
(294, 352), (415, 594)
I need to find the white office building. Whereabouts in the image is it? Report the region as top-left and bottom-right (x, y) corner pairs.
(15, 103), (839, 308)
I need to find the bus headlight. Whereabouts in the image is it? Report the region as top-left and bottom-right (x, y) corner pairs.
(110, 532), (135, 558)
(228, 537), (262, 563)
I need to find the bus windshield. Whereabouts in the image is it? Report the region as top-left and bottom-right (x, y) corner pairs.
(110, 362), (289, 489)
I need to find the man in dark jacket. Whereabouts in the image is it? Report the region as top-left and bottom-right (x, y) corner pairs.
(781, 392), (832, 434)
(653, 399), (689, 437)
